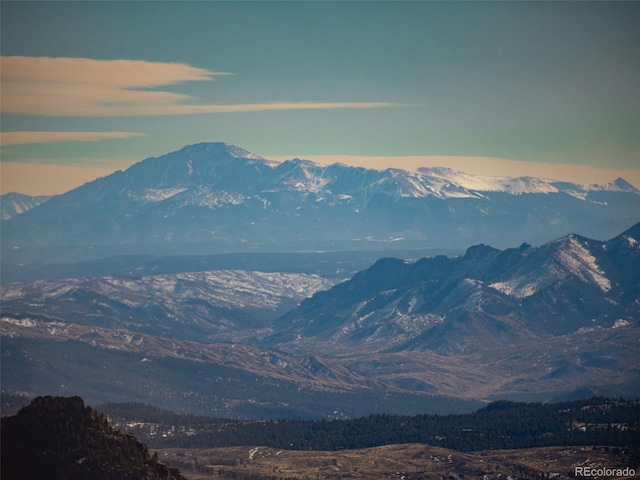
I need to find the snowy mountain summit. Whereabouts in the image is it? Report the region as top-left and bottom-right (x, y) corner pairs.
(416, 167), (640, 197)
(3, 142), (640, 262)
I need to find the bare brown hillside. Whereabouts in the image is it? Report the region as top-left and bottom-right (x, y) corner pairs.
(158, 444), (638, 480)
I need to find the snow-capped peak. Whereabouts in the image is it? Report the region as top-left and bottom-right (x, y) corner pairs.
(589, 177), (640, 194)
(416, 167), (560, 195)
(223, 143), (266, 161)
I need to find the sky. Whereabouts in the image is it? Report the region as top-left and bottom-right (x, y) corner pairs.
(1, 1), (639, 195)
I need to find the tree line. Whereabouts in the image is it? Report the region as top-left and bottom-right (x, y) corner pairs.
(100, 396), (640, 452)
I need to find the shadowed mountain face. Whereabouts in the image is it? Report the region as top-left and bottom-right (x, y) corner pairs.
(265, 223), (640, 355)
(0, 395), (186, 480)
(3, 142), (639, 264)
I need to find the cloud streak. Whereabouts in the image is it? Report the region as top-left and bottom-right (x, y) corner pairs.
(1, 131), (144, 146)
(0, 56), (394, 117)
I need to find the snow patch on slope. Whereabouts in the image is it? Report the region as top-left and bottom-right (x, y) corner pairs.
(180, 187), (247, 208)
(1, 270), (340, 313)
(553, 236), (611, 292)
(490, 236), (612, 297)
(296, 168), (330, 194)
(131, 188), (188, 203)
(489, 280), (538, 299)
(1, 193), (51, 220)
(1, 317), (36, 327)
(418, 167), (560, 195)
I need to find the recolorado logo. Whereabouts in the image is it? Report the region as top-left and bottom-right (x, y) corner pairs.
(575, 466), (636, 477)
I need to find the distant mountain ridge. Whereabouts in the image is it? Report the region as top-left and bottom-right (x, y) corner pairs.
(415, 167), (639, 197)
(3, 142), (639, 263)
(2, 142), (639, 416)
(2, 224), (639, 414)
(267, 222), (640, 355)
(1, 192), (52, 220)
(0, 269), (340, 342)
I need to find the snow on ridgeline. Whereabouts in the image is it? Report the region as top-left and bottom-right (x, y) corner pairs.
(489, 235), (612, 299)
(552, 236), (611, 292)
(415, 168), (639, 197)
(418, 167), (561, 195)
(224, 143), (267, 161)
(218, 142), (279, 166)
(0, 270), (342, 312)
(588, 177), (640, 193)
(1, 192), (52, 220)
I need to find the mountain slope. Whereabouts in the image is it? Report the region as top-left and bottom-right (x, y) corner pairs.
(267, 223), (640, 356)
(3, 142), (639, 264)
(3, 225), (639, 412)
(0, 322), (479, 418)
(1, 192), (51, 220)
(0, 269), (340, 342)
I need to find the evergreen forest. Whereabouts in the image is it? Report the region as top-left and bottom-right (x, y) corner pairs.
(99, 396), (640, 452)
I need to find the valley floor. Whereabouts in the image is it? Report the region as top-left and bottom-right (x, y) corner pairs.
(157, 444), (639, 480)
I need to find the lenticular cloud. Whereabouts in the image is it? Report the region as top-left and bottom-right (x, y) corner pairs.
(0, 56), (226, 117)
(0, 56), (393, 117)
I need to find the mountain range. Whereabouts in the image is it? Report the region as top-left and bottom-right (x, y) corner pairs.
(2, 141), (639, 418)
(268, 223), (640, 354)
(2, 221), (638, 417)
(2, 142), (639, 265)
(1, 269), (340, 343)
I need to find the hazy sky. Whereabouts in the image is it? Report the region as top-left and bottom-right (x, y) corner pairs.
(1, 1), (639, 195)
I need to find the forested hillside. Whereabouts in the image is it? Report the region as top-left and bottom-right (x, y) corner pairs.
(1, 396), (186, 480)
(101, 397), (640, 453)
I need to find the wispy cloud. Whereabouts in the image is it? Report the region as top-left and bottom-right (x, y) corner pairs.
(1, 131), (144, 146)
(0, 56), (394, 117)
